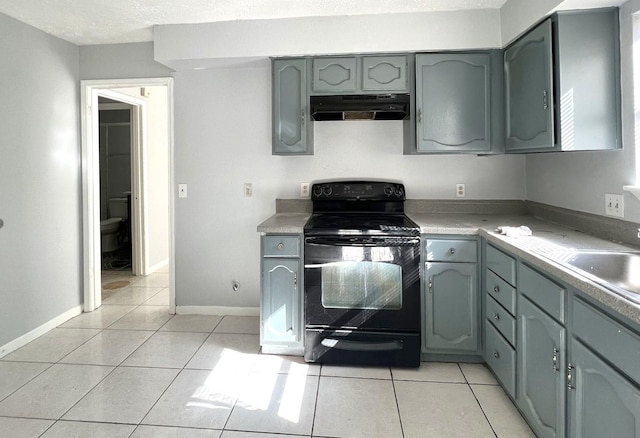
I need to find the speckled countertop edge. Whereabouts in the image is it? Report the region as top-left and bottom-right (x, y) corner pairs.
(257, 211), (640, 325)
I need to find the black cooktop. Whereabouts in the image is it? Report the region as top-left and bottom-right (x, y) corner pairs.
(304, 213), (420, 236)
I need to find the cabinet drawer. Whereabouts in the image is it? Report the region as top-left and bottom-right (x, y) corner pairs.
(573, 298), (640, 384)
(426, 239), (477, 262)
(519, 264), (566, 323)
(485, 269), (516, 315)
(486, 244), (516, 285)
(262, 235), (301, 257)
(486, 295), (516, 346)
(485, 321), (516, 397)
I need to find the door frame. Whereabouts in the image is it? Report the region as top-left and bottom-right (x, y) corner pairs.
(81, 77), (175, 313)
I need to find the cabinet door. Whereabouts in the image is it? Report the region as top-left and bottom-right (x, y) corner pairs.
(415, 53), (491, 153)
(362, 56), (408, 92)
(424, 262), (479, 352)
(569, 339), (640, 438)
(504, 19), (555, 152)
(272, 59), (312, 155)
(262, 258), (300, 344)
(518, 295), (566, 438)
(312, 58), (357, 93)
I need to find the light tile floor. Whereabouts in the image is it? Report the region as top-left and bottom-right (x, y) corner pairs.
(0, 270), (535, 438)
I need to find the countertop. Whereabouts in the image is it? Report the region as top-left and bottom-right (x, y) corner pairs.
(257, 212), (640, 325)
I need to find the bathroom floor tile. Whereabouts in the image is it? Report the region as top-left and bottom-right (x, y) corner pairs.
(460, 363), (499, 385)
(1, 328), (101, 363)
(186, 333), (260, 371)
(0, 361), (51, 401)
(122, 331), (208, 368)
(471, 384), (536, 437)
(63, 366), (179, 424)
(107, 305), (173, 330)
(0, 364), (113, 419)
(213, 316), (260, 334)
(40, 420), (136, 438)
(391, 361), (466, 383)
(59, 329), (153, 366)
(313, 376), (402, 438)
(102, 286), (165, 305)
(131, 272), (170, 288)
(132, 425), (222, 437)
(160, 314), (223, 333)
(142, 369), (239, 429)
(395, 380), (495, 438)
(59, 305), (136, 329)
(144, 288), (170, 306)
(320, 364), (391, 380)
(225, 373), (319, 436)
(0, 417), (54, 438)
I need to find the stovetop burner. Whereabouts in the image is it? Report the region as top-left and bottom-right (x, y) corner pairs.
(304, 213), (419, 236)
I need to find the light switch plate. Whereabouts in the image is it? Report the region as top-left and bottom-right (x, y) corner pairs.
(605, 193), (623, 218)
(178, 184), (187, 198)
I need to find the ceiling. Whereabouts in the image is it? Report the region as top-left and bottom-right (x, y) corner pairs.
(0, 0), (511, 46)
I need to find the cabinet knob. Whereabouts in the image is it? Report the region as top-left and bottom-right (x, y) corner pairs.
(493, 351), (500, 359)
(543, 90), (549, 110)
(493, 285), (500, 293)
(277, 243), (285, 250)
(493, 313), (500, 321)
(448, 248), (456, 255)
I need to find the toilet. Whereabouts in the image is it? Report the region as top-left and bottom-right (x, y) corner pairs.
(100, 197), (129, 253)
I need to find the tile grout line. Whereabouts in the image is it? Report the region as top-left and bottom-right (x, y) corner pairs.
(309, 364), (323, 438)
(461, 363), (499, 438)
(390, 368), (407, 438)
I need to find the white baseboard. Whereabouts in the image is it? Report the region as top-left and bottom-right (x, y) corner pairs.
(147, 258), (169, 274)
(0, 305), (83, 358)
(176, 306), (259, 316)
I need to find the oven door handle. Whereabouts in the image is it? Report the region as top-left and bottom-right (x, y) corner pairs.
(321, 338), (403, 352)
(305, 236), (419, 247)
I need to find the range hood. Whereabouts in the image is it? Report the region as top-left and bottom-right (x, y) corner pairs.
(310, 94), (410, 121)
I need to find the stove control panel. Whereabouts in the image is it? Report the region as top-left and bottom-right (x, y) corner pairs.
(311, 181), (406, 201)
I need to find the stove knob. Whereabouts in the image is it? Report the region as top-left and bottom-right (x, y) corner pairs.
(384, 185), (394, 196)
(323, 186), (332, 196)
(313, 185), (323, 197)
(394, 186), (404, 197)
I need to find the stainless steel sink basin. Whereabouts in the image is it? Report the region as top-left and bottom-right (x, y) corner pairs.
(563, 251), (640, 304)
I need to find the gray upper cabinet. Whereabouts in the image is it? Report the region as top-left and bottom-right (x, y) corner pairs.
(504, 19), (554, 152)
(272, 58), (313, 155)
(411, 51), (504, 154)
(312, 57), (358, 93)
(505, 9), (621, 152)
(312, 55), (408, 94)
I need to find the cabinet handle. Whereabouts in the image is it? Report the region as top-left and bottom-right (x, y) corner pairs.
(493, 285), (500, 293)
(552, 347), (559, 373)
(448, 248), (456, 255)
(567, 364), (574, 391)
(277, 243), (285, 250)
(428, 276), (433, 293)
(492, 313), (500, 321)
(293, 273), (298, 286)
(417, 108), (422, 124)
(493, 351), (500, 359)
(543, 90), (549, 110)
(301, 109), (305, 126)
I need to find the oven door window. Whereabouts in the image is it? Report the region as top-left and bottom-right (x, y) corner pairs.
(321, 260), (402, 310)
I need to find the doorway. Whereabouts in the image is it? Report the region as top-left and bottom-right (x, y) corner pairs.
(81, 78), (175, 314)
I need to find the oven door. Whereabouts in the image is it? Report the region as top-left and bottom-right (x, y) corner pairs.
(304, 235), (420, 332)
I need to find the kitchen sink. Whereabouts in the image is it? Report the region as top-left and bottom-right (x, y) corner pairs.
(563, 250), (640, 304)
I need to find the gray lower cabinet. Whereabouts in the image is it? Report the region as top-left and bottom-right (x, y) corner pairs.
(569, 339), (640, 438)
(423, 237), (480, 355)
(518, 295), (566, 438)
(504, 9), (621, 152)
(260, 235), (303, 354)
(272, 58), (313, 155)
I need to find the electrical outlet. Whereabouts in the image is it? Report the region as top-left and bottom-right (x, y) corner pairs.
(300, 182), (310, 198)
(244, 183), (253, 197)
(456, 183), (466, 198)
(605, 193), (623, 218)
(178, 184), (187, 198)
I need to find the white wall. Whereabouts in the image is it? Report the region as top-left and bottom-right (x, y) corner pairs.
(0, 13), (82, 347)
(173, 67), (525, 307)
(525, 3), (640, 223)
(80, 42), (173, 80)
